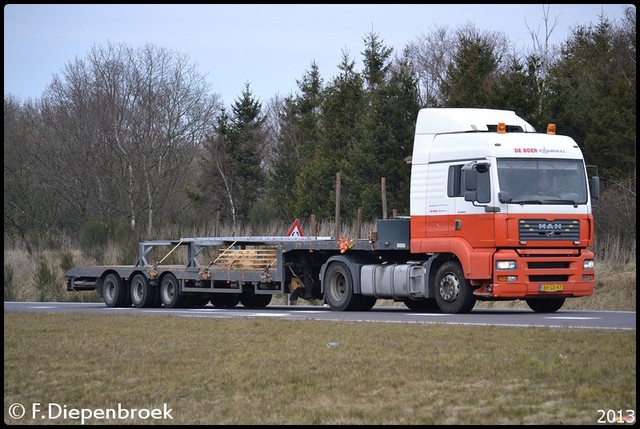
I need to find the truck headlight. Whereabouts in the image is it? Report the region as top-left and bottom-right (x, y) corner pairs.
(583, 260), (595, 270)
(496, 260), (516, 270)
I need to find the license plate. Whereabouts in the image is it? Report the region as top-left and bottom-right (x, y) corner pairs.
(540, 283), (563, 292)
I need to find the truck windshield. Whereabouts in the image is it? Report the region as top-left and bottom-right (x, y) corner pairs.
(497, 158), (588, 204)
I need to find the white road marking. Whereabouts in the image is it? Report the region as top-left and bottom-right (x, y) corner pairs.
(248, 313), (288, 317)
(546, 316), (599, 320)
(407, 313), (451, 317)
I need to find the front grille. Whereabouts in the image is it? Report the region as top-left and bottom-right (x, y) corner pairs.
(519, 219), (580, 241)
(529, 275), (568, 282)
(528, 261), (570, 269)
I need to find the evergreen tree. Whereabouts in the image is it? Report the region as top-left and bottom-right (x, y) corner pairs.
(293, 51), (366, 219)
(488, 56), (539, 124)
(353, 33), (419, 219)
(362, 31), (393, 91)
(545, 15), (636, 182)
(227, 83), (267, 225)
(268, 62), (324, 219)
(199, 84), (267, 229)
(442, 32), (499, 107)
(375, 57), (421, 215)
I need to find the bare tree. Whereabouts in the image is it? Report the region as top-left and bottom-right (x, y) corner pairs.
(404, 24), (452, 107)
(123, 43), (221, 233)
(38, 42), (221, 234)
(4, 96), (64, 247)
(525, 4), (560, 115)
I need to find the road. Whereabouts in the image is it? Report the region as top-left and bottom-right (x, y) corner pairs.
(4, 301), (635, 330)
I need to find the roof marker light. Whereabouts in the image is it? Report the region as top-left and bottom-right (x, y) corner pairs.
(497, 122), (506, 133)
(547, 123), (556, 135)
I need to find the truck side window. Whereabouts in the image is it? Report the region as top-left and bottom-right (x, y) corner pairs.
(447, 165), (463, 197)
(477, 169), (491, 203)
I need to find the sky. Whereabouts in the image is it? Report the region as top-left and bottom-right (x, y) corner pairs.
(4, 4), (632, 106)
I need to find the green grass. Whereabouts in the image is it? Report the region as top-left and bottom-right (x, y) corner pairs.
(3, 312), (636, 425)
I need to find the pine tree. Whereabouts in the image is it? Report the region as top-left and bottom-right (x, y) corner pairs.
(268, 62), (324, 218)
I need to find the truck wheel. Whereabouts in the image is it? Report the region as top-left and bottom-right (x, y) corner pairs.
(160, 273), (186, 308)
(526, 298), (565, 313)
(240, 294), (272, 308)
(434, 261), (476, 314)
(403, 298), (439, 312)
(210, 293), (241, 308)
(130, 273), (156, 308)
(357, 296), (377, 311)
(324, 262), (360, 311)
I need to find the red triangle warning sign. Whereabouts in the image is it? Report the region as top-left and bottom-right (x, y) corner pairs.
(286, 219), (304, 237)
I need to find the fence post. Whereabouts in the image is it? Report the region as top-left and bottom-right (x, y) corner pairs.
(310, 214), (317, 236)
(334, 172), (341, 239)
(381, 177), (387, 219)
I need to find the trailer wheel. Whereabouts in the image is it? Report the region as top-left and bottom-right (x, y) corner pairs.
(102, 273), (128, 308)
(324, 262), (360, 311)
(526, 298), (565, 313)
(240, 294), (272, 308)
(434, 261), (476, 314)
(403, 298), (439, 312)
(210, 293), (241, 308)
(151, 289), (163, 307)
(185, 295), (210, 308)
(130, 273), (157, 308)
(160, 273), (186, 308)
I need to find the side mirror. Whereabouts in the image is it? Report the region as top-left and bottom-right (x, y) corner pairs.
(590, 176), (600, 205)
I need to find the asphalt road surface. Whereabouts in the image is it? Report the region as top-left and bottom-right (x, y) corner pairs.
(4, 301), (635, 331)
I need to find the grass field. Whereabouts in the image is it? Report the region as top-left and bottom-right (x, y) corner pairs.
(3, 247), (636, 424)
(3, 311), (636, 425)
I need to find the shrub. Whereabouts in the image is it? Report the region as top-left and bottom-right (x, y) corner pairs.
(4, 264), (18, 301)
(34, 257), (60, 302)
(79, 220), (133, 264)
(59, 251), (75, 273)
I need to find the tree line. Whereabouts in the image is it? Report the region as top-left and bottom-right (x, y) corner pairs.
(3, 6), (636, 256)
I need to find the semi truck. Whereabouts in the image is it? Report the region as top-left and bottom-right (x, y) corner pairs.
(65, 108), (600, 314)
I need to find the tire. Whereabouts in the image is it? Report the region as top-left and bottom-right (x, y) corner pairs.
(403, 298), (439, 312)
(526, 298), (565, 313)
(151, 289), (163, 308)
(434, 261), (476, 314)
(130, 273), (157, 308)
(323, 262), (360, 311)
(185, 295), (210, 308)
(102, 273), (129, 308)
(210, 293), (241, 308)
(240, 294), (272, 308)
(356, 296), (377, 311)
(160, 273), (186, 308)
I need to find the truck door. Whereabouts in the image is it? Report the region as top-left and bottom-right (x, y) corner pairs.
(454, 162), (495, 247)
(425, 163), (452, 238)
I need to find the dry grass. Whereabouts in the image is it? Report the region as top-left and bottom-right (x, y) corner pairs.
(4, 248), (98, 303)
(3, 312), (636, 425)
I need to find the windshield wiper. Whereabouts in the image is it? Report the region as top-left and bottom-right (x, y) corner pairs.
(544, 199), (579, 206)
(508, 199), (578, 206)
(509, 199), (544, 204)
